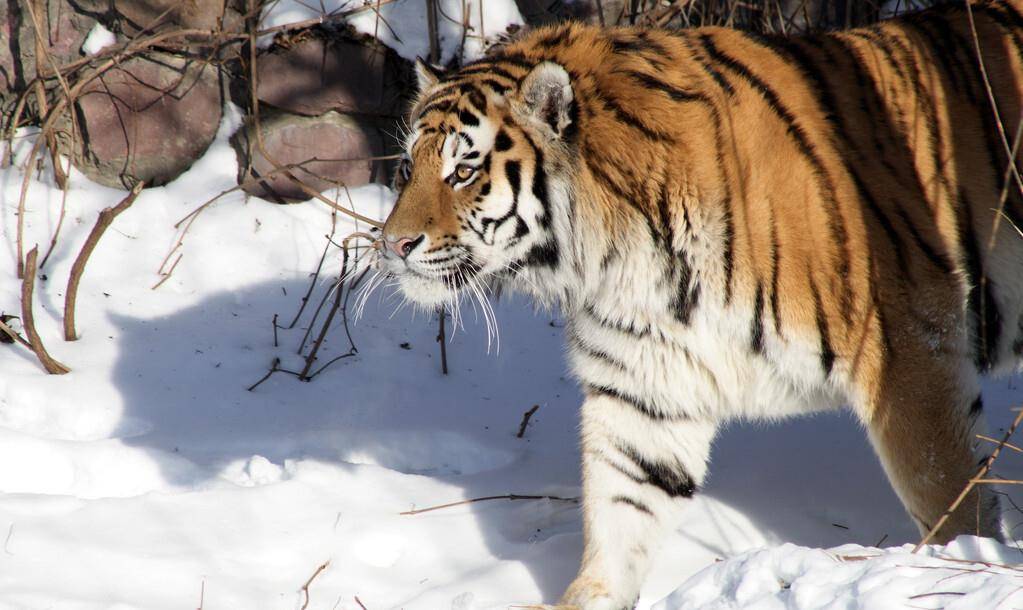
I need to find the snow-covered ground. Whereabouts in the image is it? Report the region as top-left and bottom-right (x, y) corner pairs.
(3, 3), (1023, 608)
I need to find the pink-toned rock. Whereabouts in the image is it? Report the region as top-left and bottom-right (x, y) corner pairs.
(1, 0), (96, 95)
(255, 35), (411, 117)
(70, 0), (246, 35)
(113, 0), (246, 36)
(237, 110), (391, 202)
(56, 52), (222, 188)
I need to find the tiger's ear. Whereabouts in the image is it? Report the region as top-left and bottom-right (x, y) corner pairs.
(414, 57), (443, 92)
(520, 62), (574, 138)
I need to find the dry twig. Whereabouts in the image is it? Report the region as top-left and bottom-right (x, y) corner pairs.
(64, 182), (144, 340)
(437, 306), (448, 375)
(400, 493), (578, 516)
(21, 247), (70, 374)
(517, 404), (540, 438)
(300, 560), (330, 610)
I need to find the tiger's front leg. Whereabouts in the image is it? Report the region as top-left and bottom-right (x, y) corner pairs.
(559, 392), (717, 610)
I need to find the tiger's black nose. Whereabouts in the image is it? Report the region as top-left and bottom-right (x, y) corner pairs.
(386, 234), (424, 259)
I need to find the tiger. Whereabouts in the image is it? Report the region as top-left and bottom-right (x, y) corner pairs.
(376, 1), (1023, 608)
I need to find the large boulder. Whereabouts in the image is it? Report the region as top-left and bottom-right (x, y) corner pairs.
(235, 109), (392, 202)
(255, 33), (411, 117)
(54, 52), (223, 188)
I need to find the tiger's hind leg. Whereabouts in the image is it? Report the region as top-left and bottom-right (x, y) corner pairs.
(557, 393), (717, 610)
(856, 349), (1002, 543)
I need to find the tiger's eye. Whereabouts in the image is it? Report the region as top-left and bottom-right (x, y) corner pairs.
(455, 164), (475, 182)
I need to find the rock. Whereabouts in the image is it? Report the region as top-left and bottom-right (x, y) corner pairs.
(54, 52), (222, 188)
(112, 0), (247, 36)
(70, 0), (246, 36)
(236, 110), (393, 202)
(1, 0), (97, 100)
(255, 34), (411, 117)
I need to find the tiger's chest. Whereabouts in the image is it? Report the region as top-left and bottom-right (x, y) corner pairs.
(566, 288), (842, 422)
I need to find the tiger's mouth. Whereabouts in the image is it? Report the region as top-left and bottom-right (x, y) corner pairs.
(377, 249), (487, 308)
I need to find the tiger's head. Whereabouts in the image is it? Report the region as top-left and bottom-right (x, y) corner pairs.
(379, 57), (577, 308)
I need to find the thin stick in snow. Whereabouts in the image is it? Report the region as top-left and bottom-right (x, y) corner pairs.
(22, 247), (70, 374)
(517, 404), (540, 438)
(64, 181), (144, 340)
(400, 494), (579, 516)
(437, 306), (448, 375)
(299, 560), (330, 610)
(151, 253), (183, 290)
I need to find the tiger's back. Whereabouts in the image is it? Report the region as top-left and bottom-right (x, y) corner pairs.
(380, 2), (1023, 608)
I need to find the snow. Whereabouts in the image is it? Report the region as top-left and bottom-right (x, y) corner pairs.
(260, 0), (525, 63)
(81, 23), (116, 55)
(3, 4), (1023, 608)
(656, 537), (1023, 610)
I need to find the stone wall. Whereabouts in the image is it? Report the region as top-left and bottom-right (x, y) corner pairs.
(1, 0), (411, 199)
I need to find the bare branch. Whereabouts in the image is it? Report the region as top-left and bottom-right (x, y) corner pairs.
(517, 404), (540, 438)
(300, 561), (331, 610)
(400, 494), (578, 516)
(64, 182), (145, 340)
(22, 247), (70, 374)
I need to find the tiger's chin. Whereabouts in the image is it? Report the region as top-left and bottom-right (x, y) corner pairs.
(393, 273), (453, 308)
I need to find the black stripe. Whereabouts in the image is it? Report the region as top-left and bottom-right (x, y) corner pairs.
(707, 104), (735, 306)
(479, 79), (510, 95)
(957, 192), (1002, 371)
(768, 198), (782, 337)
(610, 32), (671, 58)
(617, 444), (696, 498)
(457, 61), (529, 79)
(505, 160), (521, 197)
(750, 283), (765, 354)
(611, 495), (654, 516)
(524, 135), (553, 229)
(417, 98), (457, 119)
(810, 276), (835, 378)
(536, 25), (572, 49)
(720, 180), (735, 305)
(458, 109), (479, 127)
(622, 69), (709, 104)
(598, 92), (675, 142)
(581, 302), (650, 338)
(970, 396), (983, 417)
(494, 129), (512, 152)
(466, 87), (487, 114)
(657, 183), (696, 324)
(570, 330), (629, 372)
(588, 384), (680, 421)
(522, 240), (559, 268)
(591, 450), (643, 483)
